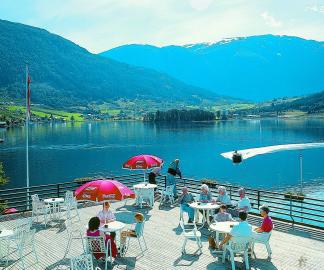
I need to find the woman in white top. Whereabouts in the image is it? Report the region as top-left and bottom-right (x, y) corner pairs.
(237, 188), (251, 212)
(97, 201), (116, 224)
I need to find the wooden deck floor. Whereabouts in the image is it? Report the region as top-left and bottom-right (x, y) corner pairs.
(0, 199), (323, 270)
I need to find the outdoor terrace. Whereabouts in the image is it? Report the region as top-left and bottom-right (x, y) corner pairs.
(0, 197), (324, 270)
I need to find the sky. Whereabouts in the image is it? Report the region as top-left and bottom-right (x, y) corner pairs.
(0, 0), (323, 53)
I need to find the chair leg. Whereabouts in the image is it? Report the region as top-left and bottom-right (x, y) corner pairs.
(230, 251), (235, 270)
(33, 242), (39, 263)
(196, 237), (202, 253)
(182, 238), (187, 254)
(222, 249), (226, 263)
(244, 250), (249, 269)
(266, 243), (272, 259)
(64, 234), (72, 258)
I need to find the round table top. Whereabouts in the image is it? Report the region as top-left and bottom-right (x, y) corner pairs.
(99, 221), (126, 233)
(133, 183), (157, 189)
(0, 229), (14, 239)
(209, 221), (239, 233)
(189, 201), (220, 210)
(44, 198), (65, 204)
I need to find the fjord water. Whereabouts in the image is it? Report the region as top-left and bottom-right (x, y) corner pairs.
(0, 119), (323, 195)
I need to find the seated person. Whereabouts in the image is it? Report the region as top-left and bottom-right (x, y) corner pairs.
(86, 216), (117, 258)
(216, 186), (232, 206)
(178, 187), (195, 223)
(229, 188), (251, 217)
(198, 184), (212, 202)
(237, 188), (251, 212)
(219, 211), (252, 250)
(97, 201), (116, 224)
(120, 213), (145, 253)
(253, 205), (273, 239)
(214, 204), (234, 222)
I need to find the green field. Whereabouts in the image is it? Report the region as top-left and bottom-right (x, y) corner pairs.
(5, 105), (83, 121)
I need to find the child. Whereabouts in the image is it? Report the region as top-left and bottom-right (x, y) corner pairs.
(86, 216), (117, 258)
(120, 213), (145, 253)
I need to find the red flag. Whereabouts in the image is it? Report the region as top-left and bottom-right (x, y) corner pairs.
(27, 69), (31, 118)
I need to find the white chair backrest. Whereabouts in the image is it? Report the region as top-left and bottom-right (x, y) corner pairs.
(71, 254), (94, 270)
(228, 236), (251, 252)
(31, 194), (40, 202)
(15, 218), (32, 231)
(179, 219), (185, 231)
(136, 221), (145, 237)
(137, 188), (152, 198)
(86, 236), (106, 255)
(165, 185), (174, 194)
(65, 191), (75, 204)
(19, 229), (36, 248)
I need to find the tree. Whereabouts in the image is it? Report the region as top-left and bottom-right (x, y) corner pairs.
(70, 115), (75, 121)
(0, 162), (8, 185)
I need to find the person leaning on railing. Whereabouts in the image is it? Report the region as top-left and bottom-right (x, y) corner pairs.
(166, 159), (182, 198)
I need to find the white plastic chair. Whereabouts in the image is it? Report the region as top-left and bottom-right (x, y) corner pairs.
(70, 254), (100, 270)
(160, 185), (175, 206)
(63, 220), (86, 258)
(15, 217), (32, 231)
(62, 191), (80, 220)
(179, 219), (202, 254)
(252, 229), (273, 259)
(135, 188), (154, 208)
(17, 229), (38, 269)
(86, 236), (112, 270)
(122, 220), (147, 257)
(31, 194), (50, 227)
(222, 236), (251, 270)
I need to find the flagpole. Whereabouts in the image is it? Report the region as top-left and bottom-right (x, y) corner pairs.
(26, 64), (30, 210)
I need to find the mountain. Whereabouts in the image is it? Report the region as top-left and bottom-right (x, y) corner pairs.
(101, 35), (324, 101)
(0, 19), (230, 108)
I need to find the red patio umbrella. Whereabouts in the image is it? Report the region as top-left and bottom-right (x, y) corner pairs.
(75, 179), (135, 202)
(122, 154), (163, 181)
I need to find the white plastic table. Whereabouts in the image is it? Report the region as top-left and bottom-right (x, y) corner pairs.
(44, 198), (64, 220)
(189, 202), (220, 229)
(99, 221), (126, 234)
(209, 221), (239, 244)
(133, 183), (157, 208)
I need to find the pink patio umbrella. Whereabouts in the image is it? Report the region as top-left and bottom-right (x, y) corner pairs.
(1, 208), (18, 214)
(75, 179), (135, 202)
(122, 154), (163, 181)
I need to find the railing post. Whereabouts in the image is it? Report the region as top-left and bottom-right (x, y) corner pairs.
(57, 184), (60, 198)
(164, 175), (167, 188)
(229, 186), (232, 199)
(257, 191), (260, 208)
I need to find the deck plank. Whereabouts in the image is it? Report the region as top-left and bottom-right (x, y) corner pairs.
(0, 200), (323, 270)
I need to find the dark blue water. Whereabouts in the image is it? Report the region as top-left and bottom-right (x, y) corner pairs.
(0, 119), (323, 195)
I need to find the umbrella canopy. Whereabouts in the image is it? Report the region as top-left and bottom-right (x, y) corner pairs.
(75, 179), (135, 202)
(122, 154), (163, 170)
(1, 208), (18, 214)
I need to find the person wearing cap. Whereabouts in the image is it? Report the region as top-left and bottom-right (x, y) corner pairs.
(178, 186), (195, 223)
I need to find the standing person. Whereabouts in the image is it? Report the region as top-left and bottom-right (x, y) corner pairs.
(178, 187), (195, 223)
(148, 166), (161, 191)
(166, 159), (181, 198)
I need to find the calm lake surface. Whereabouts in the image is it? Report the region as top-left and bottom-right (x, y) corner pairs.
(0, 119), (323, 196)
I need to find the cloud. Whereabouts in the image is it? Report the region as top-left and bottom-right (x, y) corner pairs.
(261, 11), (282, 27)
(189, 0), (213, 11)
(306, 5), (324, 13)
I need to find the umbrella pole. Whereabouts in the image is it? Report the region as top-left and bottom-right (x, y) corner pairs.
(143, 170), (146, 182)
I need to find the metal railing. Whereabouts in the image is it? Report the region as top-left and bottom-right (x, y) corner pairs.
(0, 173), (323, 229)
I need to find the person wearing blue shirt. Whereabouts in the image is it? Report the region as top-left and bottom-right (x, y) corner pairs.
(179, 186), (195, 223)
